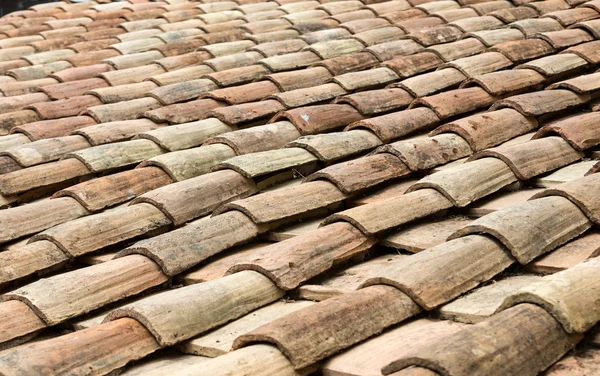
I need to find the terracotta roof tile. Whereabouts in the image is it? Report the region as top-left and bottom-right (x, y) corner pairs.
(234, 285), (420, 368)
(307, 152), (409, 193)
(0, 158), (90, 196)
(315, 52), (379, 76)
(215, 147), (319, 178)
(335, 87), (412, 114)
(347, 106), (439, 142)
(141, 143), (236, 182)
(13, 116), (97, 141)
(49, 63), (113, 82)
(491, 89), (590, 116)
(391, 304), (580, 375)
(27, 94), (103, 119)
(527, 231), (600, 274)
(425, 37), (485, 62)
(206, 121), (300, 154)
(56, 166), (172, 212)
(462, 69), (546, 95)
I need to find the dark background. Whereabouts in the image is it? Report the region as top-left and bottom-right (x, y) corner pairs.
(0, 0), (56, 17)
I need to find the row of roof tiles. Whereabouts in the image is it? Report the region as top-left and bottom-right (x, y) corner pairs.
(0, 0), (598, 375)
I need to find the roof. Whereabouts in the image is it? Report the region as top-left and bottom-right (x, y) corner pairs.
(0, 0), (598, 374)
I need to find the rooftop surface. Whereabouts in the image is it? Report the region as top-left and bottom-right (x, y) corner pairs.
(0, 0), (598, 375)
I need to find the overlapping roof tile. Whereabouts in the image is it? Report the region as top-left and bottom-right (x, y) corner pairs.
(0, 0), (598, 374)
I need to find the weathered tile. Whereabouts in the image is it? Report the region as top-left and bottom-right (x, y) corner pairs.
(412, 87), (497, 119)
(380, 134), (472, 171)
(141, 144), (236, 182)
(13, 116), (96, 141)
(205, 65), (267, 87)
(229, 222), (374, 290)
(180, 242), (272, 285)
(491, 90), (590, 116)
(439, 275), (543, 323)
(288, 130), (382, 162)
(100, 64), (165, 86)
(67, 139), (163, 173)
(121, 353), (210, 376)
(105, 271), (283, 346)
(210, 100), (282, 125)
(565, 40), (600, 64)
(150, 79), (219, 105)
(323, 319), (466, 376)
(383, 217), (473, 253)
(431, 109), (537, 151)
(398, 68), (466, 98)
(547, 72), (600, 94)
(0, 300), (46, 350)
(325, 188), (453, 235)
(528, 231), (600, 274)
(340, 18), (391, 33)
(120, 211), (261, 276)
(501, 257), (600, 333)
(134, 170), (257, 226)
(511, 18), (564, 36)
(86, 97), (161, 123)
(181, 300), (314, 357)
(532, 172), (600, 224)
(0, 158), (90, 196)
(315, 52), (379, 76)
(143, 98), (223, 124)
(365, 234), (514, 310)
(266, 66), (332, 91)
(334, 67), (400, 91)
(425, 38), (485, 62)
(467, 188), (544, 217)
(444, 51), (513, 77)
(297, 254), (407, 301)
(535, 29), (594, 49)
(307, 153), (410, 194)
(466, 28), (525, 47)
(382, 52), (443, 79)
(33, 202), (170, 257)
(347, 107), (439, 143)
(470, 137), (583, 180)
(352, 26), (405, 46)
(533, 112), (600, 151)
(55, 167), (173, 212)
(386, 304), (581, 376)
(40, 78), (108, 100)
(451, 196), (591, 264)
(27, 95), (103, 120)
(410, 157), (517, 207)
(518, 53), (588, 76)
(49, 63), (112, 83)
(490, 38), (554, 63)
(336, 88), (413, 116)
(259, 50), (321, 72)
(234, 285), (421, 369)
(462, 69), (545, 96)
(202, 81), (280, 105)
(272, 104), (363, 135)
(0, 318), (160, 376)
(206, 121), (300, 155)
(75, 119), (164, 146)
(274, 83), (347, 109)
(534, 160), (599, 187)
(4, 254), (167, 325)
(216, 180), (346, 224)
